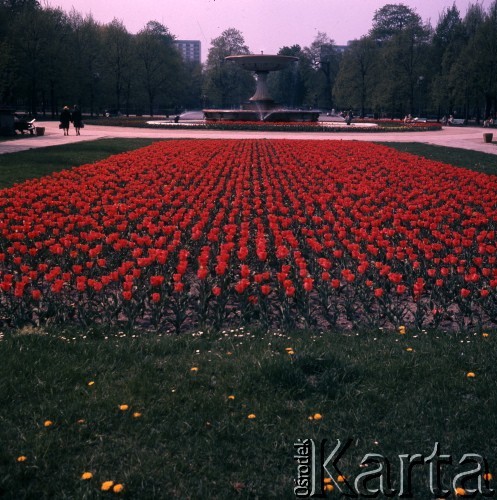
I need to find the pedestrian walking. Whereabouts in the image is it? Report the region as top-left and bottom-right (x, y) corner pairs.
(60, 106), (71, 135)
(72, 105), (82, 135)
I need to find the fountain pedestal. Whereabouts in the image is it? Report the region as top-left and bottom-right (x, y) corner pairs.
(203, 54), (320, 122)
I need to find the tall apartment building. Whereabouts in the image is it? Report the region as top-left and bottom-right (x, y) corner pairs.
(174, 40), (201, 64)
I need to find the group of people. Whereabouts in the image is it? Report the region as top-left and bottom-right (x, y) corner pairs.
(441, 115), (459, 126)
(340, 110), (354, 125)
(403, 114), (425, 124)
(59, 105), (82, 136)
(484, 116), (495, 127)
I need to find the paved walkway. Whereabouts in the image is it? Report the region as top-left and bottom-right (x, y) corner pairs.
(1, 120), (497, 155)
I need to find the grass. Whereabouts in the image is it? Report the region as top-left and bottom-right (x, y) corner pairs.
(1, 327), (496, 498)
(0, 139), (158, 189)
(380, 142), (497, 175)
(1, 140), (497, 498)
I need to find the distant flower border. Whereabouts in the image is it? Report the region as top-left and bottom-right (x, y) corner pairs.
(84, 117), (443, 133)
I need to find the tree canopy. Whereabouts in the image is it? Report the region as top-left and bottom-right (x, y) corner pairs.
(1, 2), (496, 122)
(203, 28), (254, 108)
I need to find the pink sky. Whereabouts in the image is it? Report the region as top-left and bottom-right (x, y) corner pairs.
(47, 0), (486, 59)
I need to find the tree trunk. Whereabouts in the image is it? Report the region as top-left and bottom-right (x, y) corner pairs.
(148, 91), (154, 117)
(50, 80), (56, 118)
(30, 77), (37, 116)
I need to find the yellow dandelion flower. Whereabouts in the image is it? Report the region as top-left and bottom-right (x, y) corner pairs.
(466, 372), (476, 378)
(483, 472), (493, 481)
(313, 413), (323, 420)
(190, 366), (199, 372)
(398, 326), (406, 334)
(132, 412), (142, 418)
(113, 483), (124, 493)
(16, 455), (27, 462)
(406, 347), (413, 352)
(455, 486), (466, 496)
(483, 333), (489, 338)
(247, 413), (256, 419)
(286, 350), (295, 355)
(228, 395), (235, 400)
(44, 420), (53, 427)
(323, 477), (332, 484)
(81, 472), (93, 480)
(101, 480), (114, 491)
(87, 381), (95, 386)
(119, 404), (129, 411)
(324, 484), (334, 492)
(337, 475), (347, 483)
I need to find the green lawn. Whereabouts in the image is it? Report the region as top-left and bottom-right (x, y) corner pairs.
(0, 140), (496, 498)
(380, 141), (497, 175)
(1, 326), (495, 498)
(0, 139), (158, 189)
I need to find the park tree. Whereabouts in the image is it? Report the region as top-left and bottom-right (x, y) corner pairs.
(180, 60), (204, 110)
(369, 4), (430, 117)
(430, 4), (466, 118)
(460, 1), (497, 120)
(69, 12), (104, 116)
(303, 32), (340, 109)
(370, 3), (424, 41)
(448, 38), (480, 120)
(0, 0), (23, 105)
(102, 18), (134, 114)
(433, 2), (487, 121)
(0, 0), (39, 30)
(8, 6), (72, 114)
(203, 28), (254, 108)
(0, 0), (38, 10)
(39, 7), (72, 116)
(6, 7), (40, 112)
(463, 1), (486, 38)
(0, 40), (16, 105)
(334, 37), (377, 117)
(444, 2), (495, 121)
(268, 44), (307, 107)
(135, 21), (182, 116)
(433, 3), (464, 48)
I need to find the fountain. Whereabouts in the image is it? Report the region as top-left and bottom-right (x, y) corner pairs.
(203, 54), (320, 122)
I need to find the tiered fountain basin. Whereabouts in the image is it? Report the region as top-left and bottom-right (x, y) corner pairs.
(203, 54), (320, 123)
(203, 109), (320, 122)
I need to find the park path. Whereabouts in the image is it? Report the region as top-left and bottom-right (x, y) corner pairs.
(1, 120), (497, 155)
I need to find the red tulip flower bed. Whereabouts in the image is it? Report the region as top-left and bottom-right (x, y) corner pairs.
(1, 139), (496, 332)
